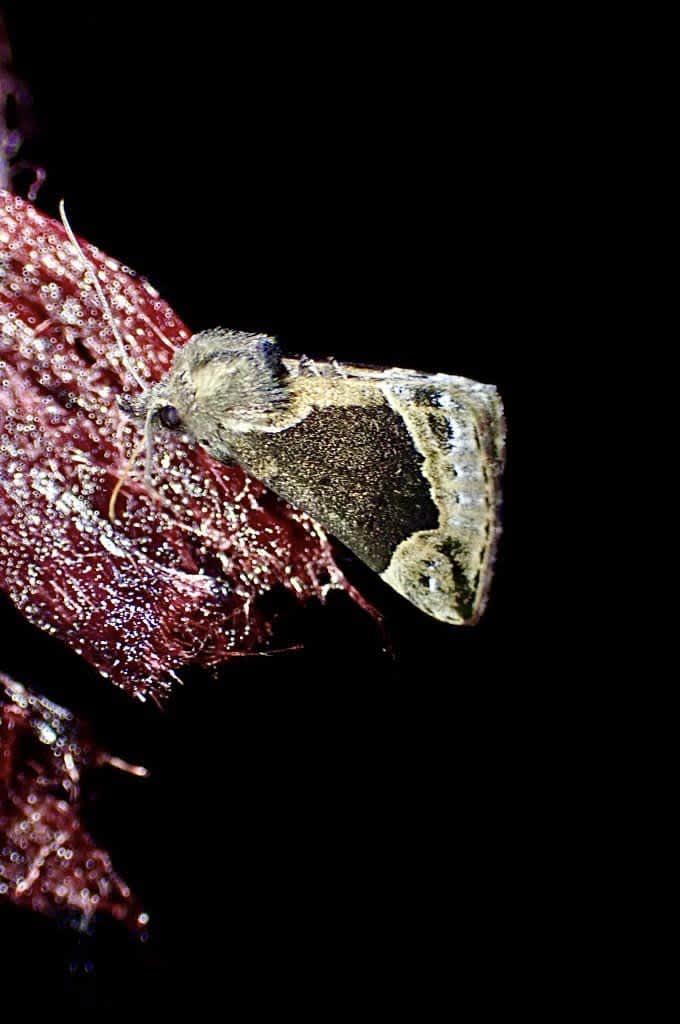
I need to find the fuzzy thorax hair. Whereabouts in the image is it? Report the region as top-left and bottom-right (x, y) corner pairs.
(121, 328), (289, 434)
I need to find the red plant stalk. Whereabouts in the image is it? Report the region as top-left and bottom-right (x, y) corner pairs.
(0, 17), (43, 199)
(0, 192), (368, 701)
(0, 672), (147, 928)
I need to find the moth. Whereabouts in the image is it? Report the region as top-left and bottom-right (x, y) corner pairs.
(61, 205), (506, 626)
(120, 331), (505, 626)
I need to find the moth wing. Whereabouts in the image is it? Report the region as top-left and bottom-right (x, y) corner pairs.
(282, 359), (505, 625)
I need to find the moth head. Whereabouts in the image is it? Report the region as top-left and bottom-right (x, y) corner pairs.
(117, 384), (184, 433)
(117, 328), (288, 478)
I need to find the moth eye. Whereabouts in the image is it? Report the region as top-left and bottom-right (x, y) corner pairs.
(158, 405), (182, 430)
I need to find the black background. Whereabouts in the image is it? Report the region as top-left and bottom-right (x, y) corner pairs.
(1, 4), (539, 1012)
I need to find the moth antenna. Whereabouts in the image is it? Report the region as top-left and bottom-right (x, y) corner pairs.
(58, 200), (148, 391)
(108, 434), (147, 522)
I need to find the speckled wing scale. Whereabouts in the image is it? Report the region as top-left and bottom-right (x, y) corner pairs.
(130, 330), (506, 625)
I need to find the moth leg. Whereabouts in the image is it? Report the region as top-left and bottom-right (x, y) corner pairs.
(108, 435), (146, 521)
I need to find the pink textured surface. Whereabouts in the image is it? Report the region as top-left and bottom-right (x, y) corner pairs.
(0, 192), (356, 701)
(0, 672), (145, 928)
